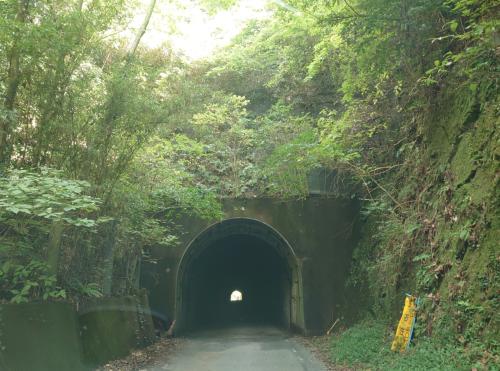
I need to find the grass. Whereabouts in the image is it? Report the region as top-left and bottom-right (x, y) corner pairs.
(327, 320), (481, 371)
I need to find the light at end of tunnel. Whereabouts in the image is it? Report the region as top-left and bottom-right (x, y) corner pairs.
(230, 290), (243, 302)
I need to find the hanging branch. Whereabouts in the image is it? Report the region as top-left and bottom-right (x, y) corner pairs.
(343, 0), (362, 17)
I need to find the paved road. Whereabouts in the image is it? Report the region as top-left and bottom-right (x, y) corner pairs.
(150, 326), (326, 371)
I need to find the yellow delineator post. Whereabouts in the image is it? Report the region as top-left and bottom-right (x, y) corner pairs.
(391, 294), (419, 352)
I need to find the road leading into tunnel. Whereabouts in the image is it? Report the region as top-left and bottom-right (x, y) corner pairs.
(149, 326), (327, 371)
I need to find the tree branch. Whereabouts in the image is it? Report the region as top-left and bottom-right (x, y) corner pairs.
(127, 0), (157, 58)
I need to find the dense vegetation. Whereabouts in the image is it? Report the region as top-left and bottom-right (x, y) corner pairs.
(315, 319), (474, 370)
(1, 0), (498, 368)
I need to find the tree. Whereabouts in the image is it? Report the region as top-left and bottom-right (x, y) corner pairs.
(0, 0), (30, 167)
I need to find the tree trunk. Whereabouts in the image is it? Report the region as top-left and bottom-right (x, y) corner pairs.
(0, 0), (30, 166)
(97, 0), (157, 292)
(47, 221), (64, 276)
(102, 220), (118, 296)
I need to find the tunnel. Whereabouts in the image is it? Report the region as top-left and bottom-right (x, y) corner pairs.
(175, 218), (304, 333)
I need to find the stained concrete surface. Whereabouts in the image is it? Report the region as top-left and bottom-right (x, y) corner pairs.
(149, 326), (326, 371)
(144, 198), (360, 336)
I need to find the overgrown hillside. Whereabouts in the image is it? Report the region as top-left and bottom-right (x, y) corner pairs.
(345, 75), (499, 367)
(0, 0), (498, 368)
(191, 0), (499, 367)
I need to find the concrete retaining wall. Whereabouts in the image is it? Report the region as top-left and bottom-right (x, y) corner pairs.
(0, 294), (155, 370)
(0, 302), (86, 371)
(79, 294), (155, 367)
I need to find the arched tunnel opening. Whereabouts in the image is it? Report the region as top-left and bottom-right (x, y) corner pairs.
(186, 234), (289, 329)
(176, 219), (302, 333)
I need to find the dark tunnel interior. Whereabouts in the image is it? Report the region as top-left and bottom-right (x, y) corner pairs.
(183, 234), (291, 331)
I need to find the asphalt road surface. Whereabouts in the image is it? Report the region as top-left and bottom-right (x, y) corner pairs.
(149, 326), (327, 371)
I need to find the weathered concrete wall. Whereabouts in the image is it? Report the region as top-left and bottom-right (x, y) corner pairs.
(79, 294), (155, 367)
(142, 197), (360, 335)
(0, 294), (155, 370)
(0, 302), (86, 371)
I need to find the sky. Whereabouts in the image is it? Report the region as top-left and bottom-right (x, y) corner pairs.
(129, 0), (272, 61)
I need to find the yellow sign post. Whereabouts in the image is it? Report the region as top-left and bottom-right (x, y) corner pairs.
(391, 294), (419, 352)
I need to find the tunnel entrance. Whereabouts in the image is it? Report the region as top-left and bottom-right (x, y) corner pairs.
(175, 218), (304, 333)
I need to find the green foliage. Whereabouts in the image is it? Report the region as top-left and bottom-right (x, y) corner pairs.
(422, 0), (499, 85)
(70, 281), (103, 299)
(0, 0), (228, 301)
(160, 92), (316, 198)
(0, 260), (65, 303)
(0, 168), (99, 226)
(0, 168), (101, 250)
(156, 12), (498, 364)
(198, 0), (238, 14)
(191, 95), (257, 196)
(263, 129), (318, 197)
(113, 137), (223, 250)
(0, 4), (497, 369)
(0, 168), (102, 303)
(330, 321), (391, 366)
(329, 320), (474, 370)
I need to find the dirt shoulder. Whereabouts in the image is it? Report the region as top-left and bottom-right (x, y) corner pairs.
(96, 337), (183, 371)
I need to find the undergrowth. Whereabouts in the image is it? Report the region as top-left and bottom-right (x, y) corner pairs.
(328, 320), (481, 370)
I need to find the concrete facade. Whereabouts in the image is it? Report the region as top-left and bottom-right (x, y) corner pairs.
(0, 296), (156, 370)
(142, 197), (360, 335)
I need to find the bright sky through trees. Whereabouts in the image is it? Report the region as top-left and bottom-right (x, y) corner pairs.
(130, 0), (270, 60)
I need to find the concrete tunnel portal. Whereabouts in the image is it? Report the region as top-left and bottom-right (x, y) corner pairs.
(175, 218), (304, 333)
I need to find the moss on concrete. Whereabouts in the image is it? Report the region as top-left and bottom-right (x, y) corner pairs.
(78, 295), (155, 368)
(0, 302), (86, 371)
(0, 294), (156, 370)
